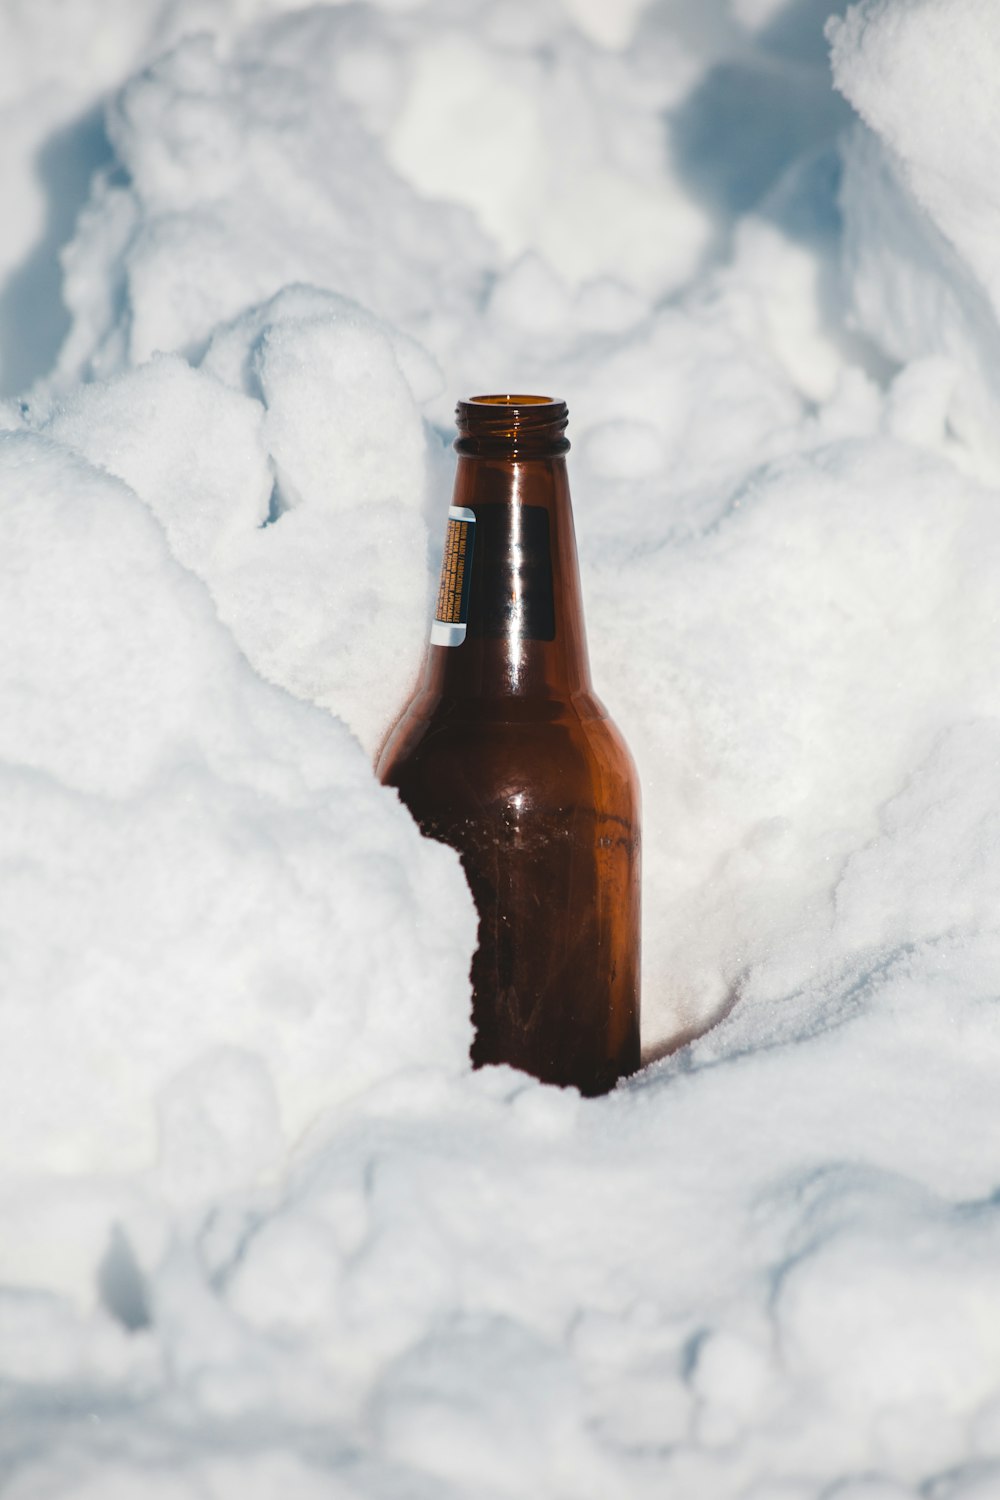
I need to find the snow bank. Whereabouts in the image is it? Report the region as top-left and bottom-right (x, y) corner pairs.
(0, 427), (474, 1261)
(4, 0), (1000, 1495)
(47, 288), (437, 751)
(830, 0), (1000, 465)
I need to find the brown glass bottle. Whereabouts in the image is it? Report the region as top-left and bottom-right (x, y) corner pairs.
(378, 395), (640, 1096)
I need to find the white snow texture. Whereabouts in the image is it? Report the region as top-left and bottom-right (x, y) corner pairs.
(2, 0), (1000, 1495)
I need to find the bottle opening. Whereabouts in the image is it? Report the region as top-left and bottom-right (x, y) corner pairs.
(469, 394), (558, 407)
(456, 394), (570, 457)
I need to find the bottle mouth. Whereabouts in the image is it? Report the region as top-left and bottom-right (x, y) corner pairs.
(455, 394), (570, 457)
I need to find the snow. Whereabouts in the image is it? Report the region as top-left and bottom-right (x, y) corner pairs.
(3, 0), (1000, 1494)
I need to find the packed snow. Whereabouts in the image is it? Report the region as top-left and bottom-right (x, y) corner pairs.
(3, 0), (1000, 1494)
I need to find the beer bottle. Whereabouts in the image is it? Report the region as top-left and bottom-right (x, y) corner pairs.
(378, 395), (640, 1095)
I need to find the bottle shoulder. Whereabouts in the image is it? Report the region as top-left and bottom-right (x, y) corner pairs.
(378, 687), (639, 826)
(386, 684), (609, 728)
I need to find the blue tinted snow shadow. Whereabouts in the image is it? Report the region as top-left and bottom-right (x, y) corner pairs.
(0, 105), (113, 397)
(664, 0), (852, 237)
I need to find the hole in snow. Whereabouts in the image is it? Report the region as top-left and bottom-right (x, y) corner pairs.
(96, 1225), (152, 1332)
(258, 479), (284, 529)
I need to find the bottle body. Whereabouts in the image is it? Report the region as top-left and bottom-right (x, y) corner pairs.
(378, 398), (640, 1095)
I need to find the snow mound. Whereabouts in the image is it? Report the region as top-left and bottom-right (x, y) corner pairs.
(830, 0), (1000, 464)
(0, 426), (473, 1193)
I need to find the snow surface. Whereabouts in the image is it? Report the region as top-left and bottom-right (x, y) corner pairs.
(3, 0), (1000, 1494)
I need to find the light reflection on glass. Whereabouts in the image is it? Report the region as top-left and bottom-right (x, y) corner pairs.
(508, 464), (524, 689)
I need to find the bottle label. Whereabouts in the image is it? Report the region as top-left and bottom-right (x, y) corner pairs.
(431, 506), (476, 646)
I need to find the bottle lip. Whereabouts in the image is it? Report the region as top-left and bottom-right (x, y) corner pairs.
(455, 394), (570, 457)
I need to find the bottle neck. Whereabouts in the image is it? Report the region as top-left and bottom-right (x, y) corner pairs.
(426, 452), (593, 704)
